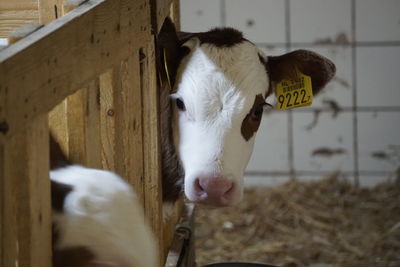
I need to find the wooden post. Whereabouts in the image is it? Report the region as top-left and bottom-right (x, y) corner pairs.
(83, 80), (103, 169)
(1, 115), (52, 267)
(141, 41), (164, 265)
(99, 68), (117, 171)
(98, 55), (146, 200)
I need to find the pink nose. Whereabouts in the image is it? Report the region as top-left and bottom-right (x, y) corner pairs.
(194, 176), (234, 206)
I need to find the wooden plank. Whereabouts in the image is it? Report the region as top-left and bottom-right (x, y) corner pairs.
(169, 0), (180, 30)
(99, 56), (145, 201)
(38, 0), (65, 24)
(141, 40), (165, 264)
(62, 0), (88, 15)
(48, 100), (69, 157)
(84, 79), (102, 169)
(0, 2), (39, 38)
(99, 68), (116, 171)
(66, 89), (87, 163)
(0, 0), (151, 143)
(151, 0), (174, 34)
(114, 54), (145, 203)
(163, 199), (184, 259)
(8, 23), (43, 44)
(2, 114), (51, 267)
(49, 81), (102, 167)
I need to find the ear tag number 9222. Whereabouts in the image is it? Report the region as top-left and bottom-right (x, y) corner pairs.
(275, 72), (313, 110)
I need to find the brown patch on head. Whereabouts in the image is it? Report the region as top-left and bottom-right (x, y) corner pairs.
(241, 94), (265, 141)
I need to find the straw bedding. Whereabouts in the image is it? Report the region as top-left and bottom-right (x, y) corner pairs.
(195, 174), (400, 267)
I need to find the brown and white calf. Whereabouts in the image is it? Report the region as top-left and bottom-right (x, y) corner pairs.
(49, 19), (335, 266)
(159, 18), (336, 206)
(50, 137), (157, 267)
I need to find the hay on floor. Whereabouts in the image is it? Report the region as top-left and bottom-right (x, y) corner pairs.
(195, 174), (400, 267)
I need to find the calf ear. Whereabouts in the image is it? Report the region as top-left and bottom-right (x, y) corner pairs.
(157, 18), (193, 88)
(266, 49), (336, 95)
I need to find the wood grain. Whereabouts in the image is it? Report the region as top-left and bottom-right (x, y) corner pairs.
(0, 0), (151, 143)
(115, 54), (145, 203)
(62, 0), (88, 15)
(141, 41), (165, 264)
(2, 114), (51, 267)
(38, 0), (64, 24)
(0, 2), (39, 38)
(7, 23), (43, 44)
(83, 79), (102, 169)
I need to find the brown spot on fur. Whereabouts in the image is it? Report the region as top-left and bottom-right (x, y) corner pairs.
(53, 246), (95, 267)
(51, 180), (73, 212)
(241, 94), (265, 141)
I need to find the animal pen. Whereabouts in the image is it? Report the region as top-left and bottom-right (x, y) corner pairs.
(0, 0), (190, 266)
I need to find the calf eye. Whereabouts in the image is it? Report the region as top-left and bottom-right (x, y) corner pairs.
(252, 105), (264, 120)
(176, 98), (186, 111)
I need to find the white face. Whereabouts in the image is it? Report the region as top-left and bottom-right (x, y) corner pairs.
(172, 39), (269, 206)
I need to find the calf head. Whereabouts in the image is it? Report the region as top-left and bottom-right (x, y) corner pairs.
(159, 18), (335, 206)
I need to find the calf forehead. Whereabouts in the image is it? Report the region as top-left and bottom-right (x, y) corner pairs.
(177, 40), (269, 117)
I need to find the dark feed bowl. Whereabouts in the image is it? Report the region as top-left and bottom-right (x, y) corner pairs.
(201, 263), (278, 267)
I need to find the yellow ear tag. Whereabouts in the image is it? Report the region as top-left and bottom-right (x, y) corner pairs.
(275, 71), (313, 110)
(163, 48), (172, 89)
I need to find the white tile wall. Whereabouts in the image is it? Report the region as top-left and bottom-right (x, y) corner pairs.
(290, 0), (352, 43)
(225, 0), (286, 43)
(292, 112), (354, 172)
(358, 112), (400, 172)
(180, 0), (221, 32)
(246, 111), (289, 172)
(356, 0), (400, 42)
(357, 46), (400, 107)
(180, 0), (400, 187)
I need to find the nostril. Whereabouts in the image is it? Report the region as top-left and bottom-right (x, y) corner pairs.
(223, 181), (234, 196)
(194, 178), (204, 192)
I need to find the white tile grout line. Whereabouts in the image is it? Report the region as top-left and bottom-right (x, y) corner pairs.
(351, 0), (360, 186)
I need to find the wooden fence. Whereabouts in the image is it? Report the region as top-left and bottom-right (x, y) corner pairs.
(0, 0), (183, 266)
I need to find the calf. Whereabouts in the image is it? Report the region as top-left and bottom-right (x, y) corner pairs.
(50, 137), (157, 267)
(158, 18), (336, 206)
